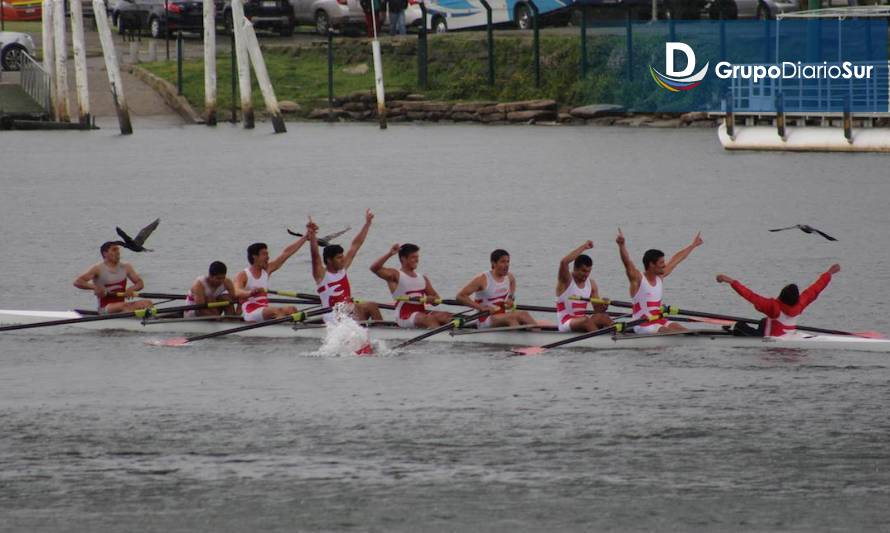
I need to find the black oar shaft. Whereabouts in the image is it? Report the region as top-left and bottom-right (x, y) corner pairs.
(0, 302), (226, 332)
(181, 307), (332, 343)
(540, 317), (647, 350)
(394, 311), (489, 349)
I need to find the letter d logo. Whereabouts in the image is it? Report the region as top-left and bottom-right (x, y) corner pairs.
(649, 42), (710, 92)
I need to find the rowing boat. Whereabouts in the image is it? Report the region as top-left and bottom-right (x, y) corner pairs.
(2, 309), (890, 352)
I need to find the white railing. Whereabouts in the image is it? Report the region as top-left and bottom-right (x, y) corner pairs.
(727, 61), (890, 114)
(19, 51), (53, 115)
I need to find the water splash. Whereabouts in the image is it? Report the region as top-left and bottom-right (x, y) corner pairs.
(313, 304), (389, 357)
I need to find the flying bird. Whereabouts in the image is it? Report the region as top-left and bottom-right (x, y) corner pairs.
(115, 218), (161, 252)
(768, 224), (837, 241)
(287, 226), (351, 247)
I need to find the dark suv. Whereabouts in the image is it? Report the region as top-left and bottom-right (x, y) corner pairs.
(219, 0), (295, 36)
(114, 0), (211, 38)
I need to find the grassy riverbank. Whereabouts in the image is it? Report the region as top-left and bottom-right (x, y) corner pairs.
(140, 32), (656, 115)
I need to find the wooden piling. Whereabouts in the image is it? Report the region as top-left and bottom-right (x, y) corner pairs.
(93, 0), (133, 134)
(203, 0), (217, 125)
(230, 0), (254, 129)
(41, 0), (56, 119)
(69, 0), (91, 127)
(243, 21), (285, 133)
(52, 0), (70, 122)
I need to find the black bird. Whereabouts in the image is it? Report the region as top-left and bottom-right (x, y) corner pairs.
(287, 226), (351, 247)
(768, 224), (837, 241)
(115, 218), (161, 252)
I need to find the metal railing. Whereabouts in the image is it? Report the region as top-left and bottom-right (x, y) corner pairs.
(727, 61), (889, 115)
(19, 51), (52, 115)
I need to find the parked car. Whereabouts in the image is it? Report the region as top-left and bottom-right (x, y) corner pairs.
(704, 0), (801, 19)
(0, 30), (36, 71)
(113, 0), (206, 38)
(219, 0), (295, 36)
(1, 0), (42, 21)
(291, 0), (366, 35)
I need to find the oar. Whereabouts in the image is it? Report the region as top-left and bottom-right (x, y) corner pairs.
(511, 316), (648, 356)
(273, 290), (397, 310)
(127, 292), (317, 306)
(573, 296), (884, 339)
(151, 307), (333, 347)
(393, 310), (490, 350)
(0, 301), (230, 333)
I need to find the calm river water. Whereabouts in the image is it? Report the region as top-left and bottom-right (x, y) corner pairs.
(1, 119), (889, 531)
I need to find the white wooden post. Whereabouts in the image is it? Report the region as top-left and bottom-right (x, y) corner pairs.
(52, 0), (70, 122)
(230, 0), (254, 128)
(203, 0), (217, 125)
(41, 0), (57, 119)
(243, 21), (285, 133)
(93, 0), (133, 134)
(70, 0), (90, 126)
(369, 0), (386, 129)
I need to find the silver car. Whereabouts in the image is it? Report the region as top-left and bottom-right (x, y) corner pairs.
(291, 0), (367, 34)
(0, 31), (37, 71)
(707, 0), (801, 19)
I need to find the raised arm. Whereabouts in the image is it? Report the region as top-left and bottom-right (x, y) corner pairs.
(663, 232), (703, 278)
(557, 240), (594, 292)
(456, 273), (488, 311)
(370, 243), (401, 284)
(798, 264), (839, 310)
(717, 273), (780, 318)
(343, 209), (373, 270)
(307, 218), (325, 283)
(268, 233), (311, 274)
(616, 228), (642, 287)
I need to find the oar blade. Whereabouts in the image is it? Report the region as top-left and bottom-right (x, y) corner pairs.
(146, 336), (190, 347)
(853, 330), (886, 339)
(511, 346), (545, 356)
(355, 342), (375, 356)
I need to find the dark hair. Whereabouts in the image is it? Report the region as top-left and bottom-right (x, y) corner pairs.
(573, 254), (593, 269)
(490, 249), (510, 264)
(209, 261), (227, 276)
(100, 241), (118, 256)
(323, 244), (344, 265)
(399, 243), (419, 259)
(779, 284), (800, 306)
(247, 242), (267, 265)
(642, 249), (665, 269)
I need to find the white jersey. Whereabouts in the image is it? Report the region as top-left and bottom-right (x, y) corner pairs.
(475, 271), (510, 327)
(241, 268), (270, 316)
(556, 278), (591, 326)
(632, 274), (668, 331)
(391, 270), (428, 321)
(185, 276), (229, 317)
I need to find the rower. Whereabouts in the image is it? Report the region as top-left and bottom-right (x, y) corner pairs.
(715, 264), (840, 337)
(616, 228), (703, 334)
(456, 249), (538, 329)
(184, 261), (241, 318)
(370, 243), (452, 329)
(555, 241), (612, 332)
(234, 232), (311, 322)
(309, 210), (383, 323)
(74, 241), (153, 314)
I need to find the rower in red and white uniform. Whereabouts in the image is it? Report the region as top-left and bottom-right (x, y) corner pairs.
(456, 249), (538, 329)
(234, 232), (311, 323)
(370, 243), (452, 329)
(309, 210), (382, 323)
(554, 241), (612, 332)
(616, 228), (703, 334)
(715, 264), (840, 337)
(74, 241), (153, 314)
(184, 261), (242, 318)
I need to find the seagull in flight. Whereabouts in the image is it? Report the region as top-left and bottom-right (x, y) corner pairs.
(768, 224), (837, 241)
(287, 226), (351, 247)
(114, 218), (161, 252)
